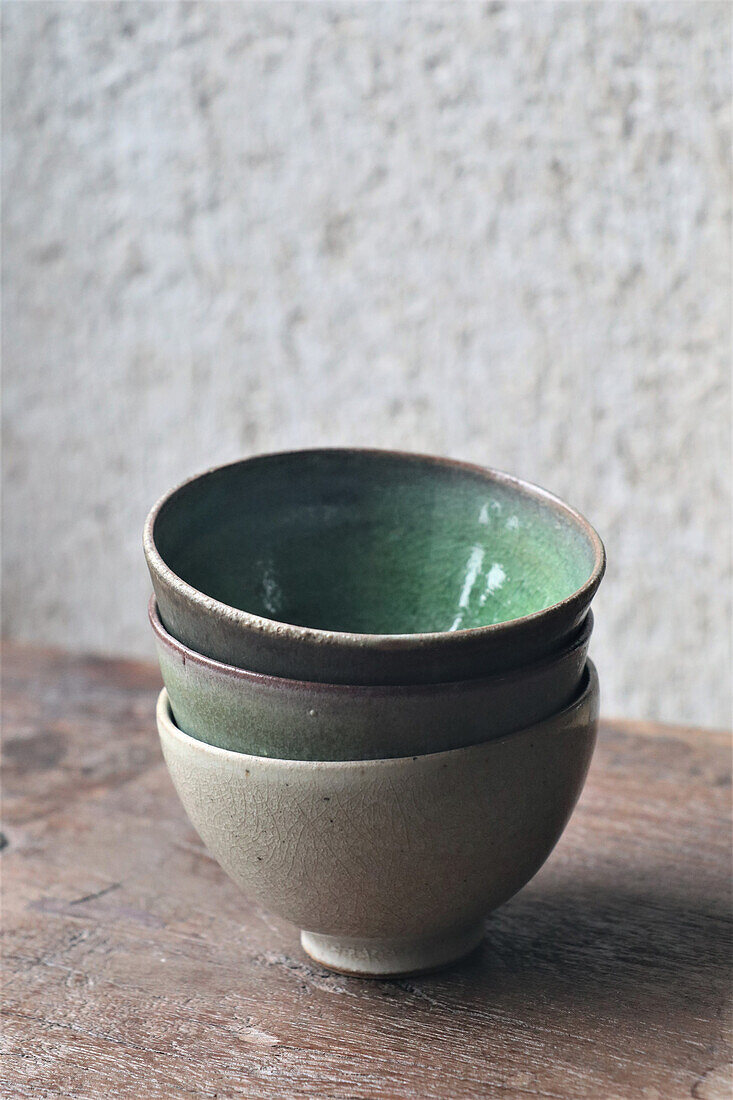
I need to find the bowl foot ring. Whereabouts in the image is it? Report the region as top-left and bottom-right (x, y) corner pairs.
(300, 921), (485, 978)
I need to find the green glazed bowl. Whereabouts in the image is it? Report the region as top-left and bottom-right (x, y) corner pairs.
(150, 597), (592, 760)
(156, 662), (599, 976)
(144, 449), (605, 684)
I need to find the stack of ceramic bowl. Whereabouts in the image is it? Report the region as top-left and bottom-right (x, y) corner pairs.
(144, 449), (605, 977)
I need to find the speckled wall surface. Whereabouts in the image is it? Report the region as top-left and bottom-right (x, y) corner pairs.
(2, 2), (731, 727)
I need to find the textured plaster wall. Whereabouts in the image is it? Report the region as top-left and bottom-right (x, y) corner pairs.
(2, 2), (731, 727)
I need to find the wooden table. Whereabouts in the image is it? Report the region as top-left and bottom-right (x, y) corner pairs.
(2, 643), (731, 1099)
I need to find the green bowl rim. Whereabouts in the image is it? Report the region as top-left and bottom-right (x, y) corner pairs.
(143, 447), (606, 651)
(156, 660), (598, 768)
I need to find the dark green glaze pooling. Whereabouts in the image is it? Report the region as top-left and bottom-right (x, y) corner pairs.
(145, 449), (605, 683)
(153, 451), (595, 636)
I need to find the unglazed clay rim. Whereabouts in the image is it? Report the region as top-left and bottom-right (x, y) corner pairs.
(149, 594), (593, 696)
(144, 448), (606, 652)
(155, 660), (598, 767)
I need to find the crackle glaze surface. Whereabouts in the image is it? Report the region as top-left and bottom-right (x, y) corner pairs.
(151, 596), (592, 759)
(145, 450), (604, 684)
(156, 662), (599, 975)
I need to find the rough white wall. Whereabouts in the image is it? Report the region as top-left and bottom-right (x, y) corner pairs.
(3, 1), (731, 727)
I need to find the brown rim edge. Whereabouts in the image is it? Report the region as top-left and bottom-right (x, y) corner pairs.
(149, 594), (593, 695)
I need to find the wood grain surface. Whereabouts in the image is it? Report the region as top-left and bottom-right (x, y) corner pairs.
(2, 642), (731, 1099)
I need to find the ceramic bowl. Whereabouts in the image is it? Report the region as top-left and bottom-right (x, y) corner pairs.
(144, 449), (605, 685)
(156, 661), (599, 976)
(150, 595), (593, 760)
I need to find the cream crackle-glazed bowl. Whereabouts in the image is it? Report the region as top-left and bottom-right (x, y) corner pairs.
(156, 662), (600, 977)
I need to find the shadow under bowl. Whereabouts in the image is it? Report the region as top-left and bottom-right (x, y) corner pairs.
(144, 448), (605, 684)
(150, 595), (593, 760)
(156, 661), (599, 976)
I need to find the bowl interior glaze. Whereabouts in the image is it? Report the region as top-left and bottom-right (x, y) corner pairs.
(152, 451), (599, 636)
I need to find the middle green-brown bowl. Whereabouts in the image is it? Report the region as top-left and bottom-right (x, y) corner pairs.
(150, 597), (592, 760)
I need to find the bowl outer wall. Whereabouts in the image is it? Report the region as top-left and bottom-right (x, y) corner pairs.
(151, 596), (593, 759)
(156, 662), (599, 941)
(144, 449), (605, 684)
